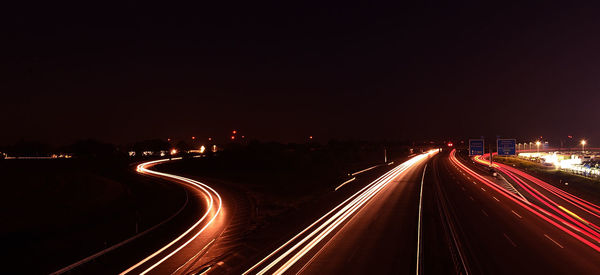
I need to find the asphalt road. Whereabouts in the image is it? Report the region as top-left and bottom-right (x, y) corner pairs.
(53, 158), (234, 275)
(242, 150), (600, 275)
(54, 151), (600, 274)
(243, 151), (440, 274)
(444, 150), (600, 274)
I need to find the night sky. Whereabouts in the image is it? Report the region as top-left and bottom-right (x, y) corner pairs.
(3, 1), (600, 145)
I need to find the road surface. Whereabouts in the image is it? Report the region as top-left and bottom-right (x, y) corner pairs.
(242, 150), (600, 274)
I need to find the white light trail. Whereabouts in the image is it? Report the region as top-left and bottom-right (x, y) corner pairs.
(245, 150), (437, 274)
(121, 158), (222, 275)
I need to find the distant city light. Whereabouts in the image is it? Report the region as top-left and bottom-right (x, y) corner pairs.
(231, 136), (235, 140)
(208, 137), (212, 141)
(233, 130), (237, 134)
(200, 145), (206, 154)
(170, 149), (178, 155)
(447, 142), (453, 147)
(581, 140), (587, 146)
(192, 136), (196, 140)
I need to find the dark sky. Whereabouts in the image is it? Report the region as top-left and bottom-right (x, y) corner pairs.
(3, 1), (600, 145)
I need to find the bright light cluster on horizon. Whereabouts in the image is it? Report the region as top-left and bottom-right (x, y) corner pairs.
(517, 152), (599, 177)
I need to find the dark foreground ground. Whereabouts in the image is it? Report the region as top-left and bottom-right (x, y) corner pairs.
(1, 159), (184, 274)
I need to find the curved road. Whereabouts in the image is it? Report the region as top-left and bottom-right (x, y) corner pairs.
(120, 158), (226, 275)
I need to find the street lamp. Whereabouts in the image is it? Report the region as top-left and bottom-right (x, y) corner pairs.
(536, 141), (541, 153)
(581, 140), (587, 153)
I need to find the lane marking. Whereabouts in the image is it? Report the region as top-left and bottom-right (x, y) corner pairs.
(493, 196), (500, 202)
(511, 210), (522, 219)
(544, 234), (564, 248)
(503, 233), (517, 247)
(469, 196), (475, 201)
(416, 164), (428, 275)
(481, 209), (489, 217)
(480, 187), (486, 192)
(335, 177), (356, 191)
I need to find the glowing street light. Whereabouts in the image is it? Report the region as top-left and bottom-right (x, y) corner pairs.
(536, 141), (541, 153)
(581, 140), (587, 153)
(170, 149), (178, 155)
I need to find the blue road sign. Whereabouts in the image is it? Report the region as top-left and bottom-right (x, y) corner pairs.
(469, 139), (485, 156)
(497, 139), (516, 156)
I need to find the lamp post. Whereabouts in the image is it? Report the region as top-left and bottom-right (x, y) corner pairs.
(536, 141), (541, 153)
(581, 140), (586, 153)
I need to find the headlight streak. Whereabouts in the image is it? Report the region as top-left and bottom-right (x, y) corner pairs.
(245, 150), (438, 275)
(121, 158), (223, 275)
(450, 150), (600, 252)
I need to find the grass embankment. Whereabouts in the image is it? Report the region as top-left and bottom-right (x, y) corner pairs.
(493, 156), (600, 204)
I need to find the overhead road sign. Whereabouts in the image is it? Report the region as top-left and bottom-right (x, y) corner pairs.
(497, 139), (516, 156)
(469, 139), (485, 156)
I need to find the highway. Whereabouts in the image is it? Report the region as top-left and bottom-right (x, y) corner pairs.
(240, 149), (600, 274)
(447, 150), (600, 274)
(243, 151), (440, 274)
(50, 150), (600, 274)
(51, 157), (230, 275)
(115, 158), (225, 274)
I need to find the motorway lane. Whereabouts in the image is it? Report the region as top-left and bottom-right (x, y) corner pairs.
(243, 151), (442, 274)
(119, 158), (227, 275)
(446, 151), (600, 274)
(474, 155), (600, 239)
(295, 155), (428, 274)
(50, 158), (226, 275)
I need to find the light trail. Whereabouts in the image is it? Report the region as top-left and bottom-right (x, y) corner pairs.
(416, 164), (427, 275)
(450, 150), (600, 253)
(335, 177), (356, 191)
(120, 158), (223, 275)
(245, 150), (438, 274)
(476, 153), (600, 235)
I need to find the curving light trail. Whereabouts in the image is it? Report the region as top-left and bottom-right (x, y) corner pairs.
(245, 150), (438, 275)
(451, 150), (600, 253)
(120, 158), (223, 275)
(474, 154), (600, 234)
